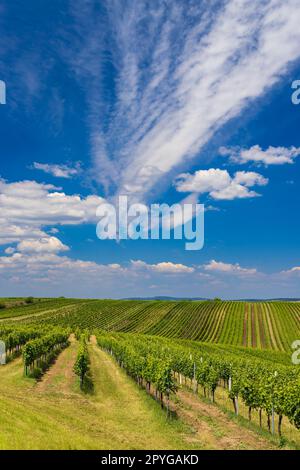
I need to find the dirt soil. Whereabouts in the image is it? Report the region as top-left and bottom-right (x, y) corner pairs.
(171, 388), (277, 450)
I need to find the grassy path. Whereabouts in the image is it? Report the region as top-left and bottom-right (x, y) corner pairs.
(0, 340), (282, 450)
(35, 335), (78, 395)
(86, 343), (200, 449)
(172, 389), (276, 450)
(0, 342), (195, 449)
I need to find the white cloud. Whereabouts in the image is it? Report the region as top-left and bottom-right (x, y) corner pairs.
(4, 247), (15, 255)
(0, 246), (298, 298)
(0, 223), (46, 246)
(65, 0), (300, 200)
(233, 171), (268, 187)
(174, 168), (268, 200)
(220, 145), (300, 166)
(175, 169), (231, 194)
(0, 252), (127, 285)
(0, 251), (195, 283)
(211, 184), (258, 201)
(0, 179), (105, 245)
(0, 250), (199, 298)
(203, 259), (257, 276)
(279, 266), (300, 276)
(131, 259), (195, 274)
(33, 162), (81, 178)
(205, 205), (221, 212)
(16, 236), (69, 254)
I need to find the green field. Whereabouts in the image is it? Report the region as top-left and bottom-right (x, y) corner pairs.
(0, 298), (299, 450)
(4, 298), (300, 352)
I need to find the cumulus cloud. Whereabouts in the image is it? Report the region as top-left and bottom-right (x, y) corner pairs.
(4, 247), (15, 255)
(0, 222), (46, 246)
(130, 259), (195, 274)
(0, 250), (199, 298)
(16, 236), (69, 254)
(0, 251), (195, 283)
(0, 247), (298, 298)
(220, 145), (300, 166)
(0, 179), (105, 245)
(279, 266), (300, 276)
(33, 162), (81, 178)
(0, 252), (128, 290)
(174, 168), (268, 200)
(203, 259), (257, 276)
(175, 169), (231, 194)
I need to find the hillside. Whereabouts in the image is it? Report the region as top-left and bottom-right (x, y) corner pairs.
(1, 301), (300, 449)
(0, 334), (283, 450)
(3, 299), (300, 352)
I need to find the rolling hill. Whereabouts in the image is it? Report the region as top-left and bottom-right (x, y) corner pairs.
(3, 298), (300, 352)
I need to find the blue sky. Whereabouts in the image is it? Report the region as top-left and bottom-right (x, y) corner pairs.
(0, 0), (300, 299)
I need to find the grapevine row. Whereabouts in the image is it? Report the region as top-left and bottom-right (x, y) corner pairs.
(95, 331), (300, 434)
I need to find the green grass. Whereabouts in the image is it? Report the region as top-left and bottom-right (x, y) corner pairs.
(0, 334), (293, 450)
(0, 341), (200, 450)
(1, 299), (298, 449)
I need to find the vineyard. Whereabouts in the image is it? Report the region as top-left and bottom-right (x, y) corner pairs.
(0, 298), (300, 449)
(7, 299), (300, 352)
(97, 331), (300, 435)
(0, 298), (86, 321)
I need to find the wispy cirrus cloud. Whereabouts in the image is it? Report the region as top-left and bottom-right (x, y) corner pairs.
(32, 162), (81, 178)
(63, 0), (300, 201)
(2, 1), (300, 201)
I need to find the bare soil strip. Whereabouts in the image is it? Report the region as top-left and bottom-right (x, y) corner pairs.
(172, 388), (276, 450)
